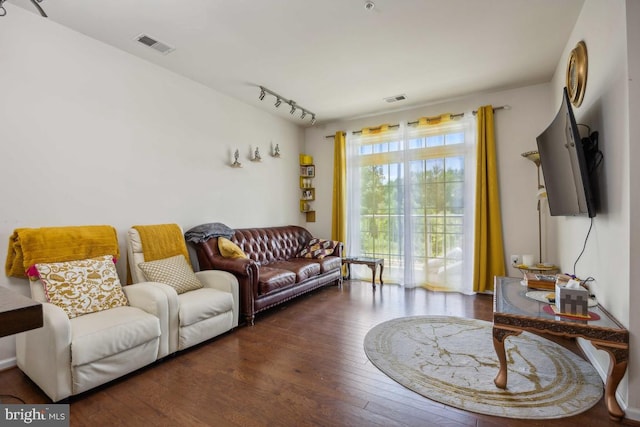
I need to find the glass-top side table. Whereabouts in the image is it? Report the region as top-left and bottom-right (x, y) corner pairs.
(492, 276), (628, 421)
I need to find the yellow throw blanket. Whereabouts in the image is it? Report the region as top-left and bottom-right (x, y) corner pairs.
(126, 224), (191, 285)
(5, 225), (120, 279)
(132, 224), (190, 263)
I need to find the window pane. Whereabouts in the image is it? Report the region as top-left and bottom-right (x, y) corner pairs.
(426, 135), (444, 147)
(445, 132), (464, 145)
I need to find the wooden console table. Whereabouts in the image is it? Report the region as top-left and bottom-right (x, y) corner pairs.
(492, 276), (628, 421)
(342, 257), (384, 290)
(0, 287), (43, 338)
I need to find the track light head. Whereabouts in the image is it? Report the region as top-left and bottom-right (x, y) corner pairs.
(310, 115), (316, 125)
(275, 98), (282, 108)
(290, 104), (296, 115)
(301, 111), (307, 119)
(259, 88), (266, 101)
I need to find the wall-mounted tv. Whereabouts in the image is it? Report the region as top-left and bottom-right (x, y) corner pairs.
(536, 87), (596, 218)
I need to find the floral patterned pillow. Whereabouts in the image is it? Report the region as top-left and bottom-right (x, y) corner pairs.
(36, 255), (129, 319)
(298, 238), (339, 259)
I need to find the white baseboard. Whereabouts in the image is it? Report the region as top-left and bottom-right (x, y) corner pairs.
(0, 356), (17, 371)
(578, 338), (639, 421)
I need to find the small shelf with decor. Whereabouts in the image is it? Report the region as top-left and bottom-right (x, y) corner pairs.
(299, 154), (316, 222)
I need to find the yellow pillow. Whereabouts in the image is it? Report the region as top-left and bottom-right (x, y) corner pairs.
(218, 237), (247, 259)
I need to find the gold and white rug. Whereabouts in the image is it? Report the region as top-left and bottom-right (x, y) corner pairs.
(364, 315), (603, 419)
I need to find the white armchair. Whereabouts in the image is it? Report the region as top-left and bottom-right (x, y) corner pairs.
(127, 226), (239, 354)
(16, 269), (167, 402)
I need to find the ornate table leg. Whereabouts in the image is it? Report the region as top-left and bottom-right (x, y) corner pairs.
(594, 344), (628, 420)
(367, 264), (376, 290)
(379, 261), (384, 286)
(492, 326), (521, 389)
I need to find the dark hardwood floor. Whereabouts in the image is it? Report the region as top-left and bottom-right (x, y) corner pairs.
(1, 280), (637, 426)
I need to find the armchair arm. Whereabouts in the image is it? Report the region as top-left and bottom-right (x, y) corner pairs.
(123, 283), (171, 358)
(196, 270), (240, 327)
(16, 303), (73, 402)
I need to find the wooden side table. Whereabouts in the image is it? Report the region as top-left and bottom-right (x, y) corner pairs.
(342, 257), (384, 290)
(0, 287), (43, 338)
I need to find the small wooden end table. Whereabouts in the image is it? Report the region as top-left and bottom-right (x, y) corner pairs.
(493, 276), (628, 421)
(342, 257), (384, 290)
(0, 287), (43, 338)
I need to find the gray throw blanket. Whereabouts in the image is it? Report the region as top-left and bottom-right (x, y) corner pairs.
(184, 222), (234, 243)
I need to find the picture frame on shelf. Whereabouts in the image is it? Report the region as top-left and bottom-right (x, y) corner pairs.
(301, 189), (315, 201)
(300, 165), (315, 177)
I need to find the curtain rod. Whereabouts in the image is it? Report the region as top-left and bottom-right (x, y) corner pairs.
(324, 105), (510, 138)
(407, 105), (510, 126)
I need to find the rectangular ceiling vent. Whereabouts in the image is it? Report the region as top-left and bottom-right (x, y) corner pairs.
(384, 94), (407, 103)
(135, 34), (175, 55)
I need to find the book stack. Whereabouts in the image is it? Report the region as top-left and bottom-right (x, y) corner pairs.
(524, 272), (557, 290)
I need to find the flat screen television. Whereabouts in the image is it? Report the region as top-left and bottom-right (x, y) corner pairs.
(536, 87), (596, 217)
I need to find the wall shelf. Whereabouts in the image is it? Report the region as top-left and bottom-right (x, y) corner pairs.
(299, 154), (316, 223)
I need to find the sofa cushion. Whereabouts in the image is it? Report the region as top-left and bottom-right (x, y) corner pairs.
(36, 255), (129, 319)
(218, 237), (248, 259)
(177, 287), (234, 327)
(258, 267), (296, 295)
(138, 254), (203, 294)
(298, 238), (339, 259)
(270, 259), (321, 282)
(70, 305), (160, 366)
(311, 256), (342, 274)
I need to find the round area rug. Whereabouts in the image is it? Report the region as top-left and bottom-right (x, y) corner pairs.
(364, 316), (603, 419)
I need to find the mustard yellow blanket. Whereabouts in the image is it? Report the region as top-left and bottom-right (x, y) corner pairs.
(132, 224), (190, 263)
(126, 224), (190, 285)
(5, 225), (120, 279)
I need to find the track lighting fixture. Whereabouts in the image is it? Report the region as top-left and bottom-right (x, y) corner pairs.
(257, 85), (317, 125)
(0, 0), (48, 17)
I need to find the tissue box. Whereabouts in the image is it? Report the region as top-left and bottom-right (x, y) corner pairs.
(555, 281), (589, 316)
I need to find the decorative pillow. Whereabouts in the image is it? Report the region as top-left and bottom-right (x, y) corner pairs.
(218, 237), (248, 259)
(138, 254), (203, 294)
(298, 239), (339, 259)
(36, 255), (129, 319)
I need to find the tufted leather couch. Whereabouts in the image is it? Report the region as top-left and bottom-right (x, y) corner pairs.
(193, 225), (342, 325)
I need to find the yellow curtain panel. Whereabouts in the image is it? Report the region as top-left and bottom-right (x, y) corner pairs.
(331, 131), (346, 245)
(473, 106), (506, 292)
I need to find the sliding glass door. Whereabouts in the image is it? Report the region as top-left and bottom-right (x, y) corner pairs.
(346, 118), (476, 293)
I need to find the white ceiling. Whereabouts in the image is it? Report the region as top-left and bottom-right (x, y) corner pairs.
(9, 0), (584, 126)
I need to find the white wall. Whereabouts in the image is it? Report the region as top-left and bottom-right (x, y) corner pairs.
(625, 0), (640, 416)
(305, 83), (555, 279)
(0, 9), (303, 366)
(548, 0), (636, 416)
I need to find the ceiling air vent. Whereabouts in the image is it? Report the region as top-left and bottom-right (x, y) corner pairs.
(135, 34), (175, 55)
(384, 94), (407, 103)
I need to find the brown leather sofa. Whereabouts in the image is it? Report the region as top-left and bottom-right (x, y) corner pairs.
(193, 225), (342, 325)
